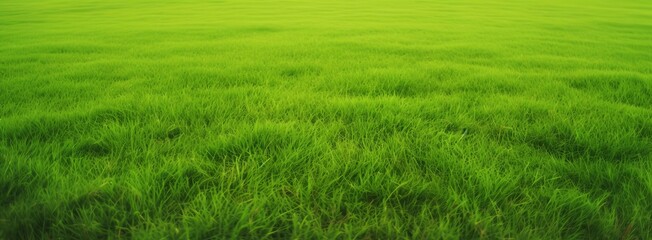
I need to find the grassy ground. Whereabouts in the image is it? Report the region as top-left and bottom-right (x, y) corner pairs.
(1, 0), (651, 239)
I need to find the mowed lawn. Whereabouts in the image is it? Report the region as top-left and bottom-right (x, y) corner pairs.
(1, 0), (651, 238)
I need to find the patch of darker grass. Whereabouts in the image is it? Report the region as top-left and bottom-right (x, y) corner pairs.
(1, 203), (58, 239)
(154, 126), (182, 141)
(88, 107), (133, 124)
(155, 166), (211, 204)
(279, 66), (320, 78)
(0, 179), (25, 207)
(565, 71), (652, 107)
(205, 124), (308, 162)
(75, 140), (111, 157)
(1, 115), (75, 144)
(0, 166), (48, 207)
(524, 126), (650, 162)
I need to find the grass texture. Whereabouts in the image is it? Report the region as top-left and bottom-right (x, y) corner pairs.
(1, 0), (652, 239)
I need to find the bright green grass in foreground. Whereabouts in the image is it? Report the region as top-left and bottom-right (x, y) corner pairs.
(1, 0), (652, 239)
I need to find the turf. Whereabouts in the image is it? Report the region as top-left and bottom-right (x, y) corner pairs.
(1, 0), (652, 239)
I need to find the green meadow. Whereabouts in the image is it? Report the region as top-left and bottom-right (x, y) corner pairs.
(1, 0), (651, 238)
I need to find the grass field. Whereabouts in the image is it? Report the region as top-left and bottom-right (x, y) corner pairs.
(1, 0), (652, 239)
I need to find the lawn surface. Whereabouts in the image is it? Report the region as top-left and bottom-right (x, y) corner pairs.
(1, 0), (652, 239)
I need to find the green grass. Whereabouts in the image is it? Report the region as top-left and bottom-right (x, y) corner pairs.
(1, 0), (652, 238)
